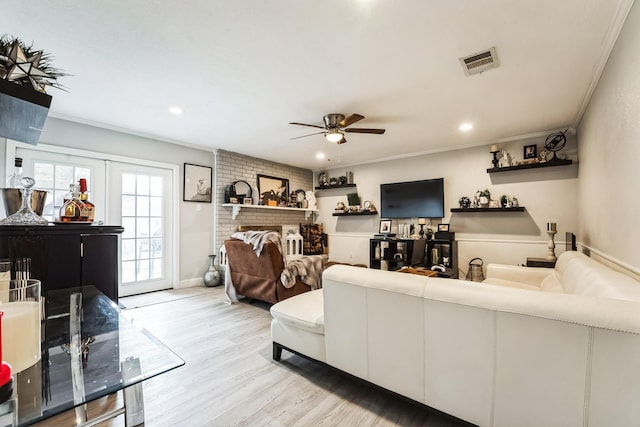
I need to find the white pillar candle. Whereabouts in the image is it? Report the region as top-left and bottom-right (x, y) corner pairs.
(490, 144), (499, 152)
(1, 301), (41, 373)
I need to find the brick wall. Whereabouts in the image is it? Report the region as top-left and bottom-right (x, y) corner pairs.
(214, 150), (314, 252)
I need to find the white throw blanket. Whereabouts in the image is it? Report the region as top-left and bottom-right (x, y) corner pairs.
(280, 255), (325, 290)
(230, 230), (284, 259)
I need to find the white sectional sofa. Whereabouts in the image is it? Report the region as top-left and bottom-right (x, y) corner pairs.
(270, 251), (640, 427)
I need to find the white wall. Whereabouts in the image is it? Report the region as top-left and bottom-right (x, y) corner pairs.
(1, 117), (215, 285)
(577, 0), (640, 276)
(319, 136), (579, 276)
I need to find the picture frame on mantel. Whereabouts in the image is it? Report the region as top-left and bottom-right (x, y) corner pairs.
(257, 174), (289, 206)
(184, 163), (212, 203)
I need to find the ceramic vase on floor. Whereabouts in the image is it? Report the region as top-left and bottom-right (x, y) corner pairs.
(203, 254), (222, 287)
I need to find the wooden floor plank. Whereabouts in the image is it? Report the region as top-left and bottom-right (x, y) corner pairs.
(35, 287), (474, 427)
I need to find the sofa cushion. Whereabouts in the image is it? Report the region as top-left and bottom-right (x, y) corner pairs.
(539, 274), (564, 292)
(558, 252), (640, 301)
(482, 278), (541, 291)
(270, 288), (324, 334)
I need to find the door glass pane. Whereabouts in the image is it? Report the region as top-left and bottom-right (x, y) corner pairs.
(137, 175), (149, 195)
(31, 161), (92, 222)
(122, 174), (136, 194)
(150, 176), (163, 196)
(137, 196), (150, 217)
(121, 171), (167, 285)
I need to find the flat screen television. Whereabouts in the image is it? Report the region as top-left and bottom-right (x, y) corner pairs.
(380, 178), (445, 218)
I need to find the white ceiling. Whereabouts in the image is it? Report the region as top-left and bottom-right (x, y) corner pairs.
(1, 1), (634, 170)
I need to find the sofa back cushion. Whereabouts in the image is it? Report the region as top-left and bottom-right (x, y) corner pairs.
(556, 252), (640, 301)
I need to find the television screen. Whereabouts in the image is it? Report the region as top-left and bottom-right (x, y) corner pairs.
(380, 178), (444, 218)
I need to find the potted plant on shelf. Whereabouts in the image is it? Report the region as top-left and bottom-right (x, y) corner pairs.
(477, 189), (491, 208)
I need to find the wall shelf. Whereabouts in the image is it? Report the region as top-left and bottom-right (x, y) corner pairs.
(332, 211), (378, 217)
(315, 184), (356, 190)
(450, 207), (525, 213)
(487, 159), (572, 173)
(222, 203), (318, 220)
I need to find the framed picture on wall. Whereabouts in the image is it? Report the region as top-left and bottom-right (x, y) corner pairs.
(184, 163), (212, 203)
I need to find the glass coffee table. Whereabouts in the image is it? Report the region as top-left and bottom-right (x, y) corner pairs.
(0, 285), (184, 426)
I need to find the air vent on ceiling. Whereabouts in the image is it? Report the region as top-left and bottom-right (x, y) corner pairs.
(460, 47), (498, 76)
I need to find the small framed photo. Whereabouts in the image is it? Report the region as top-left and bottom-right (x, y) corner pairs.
(379, 219), (392, 234)
(524, 144), (537, 159)
(229, 197), (239, 204)
(243, 197), (253, 205)
(437, 224), (450, 232)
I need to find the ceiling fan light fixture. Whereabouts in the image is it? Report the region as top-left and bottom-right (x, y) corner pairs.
(325, 130), (344, 143)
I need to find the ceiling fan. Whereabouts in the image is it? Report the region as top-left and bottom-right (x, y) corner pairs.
(289, 113), (385, 144)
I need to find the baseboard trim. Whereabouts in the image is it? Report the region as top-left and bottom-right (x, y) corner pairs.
(176, 278), (204, 289)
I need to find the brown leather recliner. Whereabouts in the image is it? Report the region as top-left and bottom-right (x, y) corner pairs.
(224, 238), (312, 304)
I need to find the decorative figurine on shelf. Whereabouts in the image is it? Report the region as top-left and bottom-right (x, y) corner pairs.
(500, 150), (513, 167)
(490, 150), (500, 168)
(544, 129), (567, 164)
(546, 221), (558, 261)
(318, 171), (328, 187)
(458, 196), (471, 208)
(305, 191), (317, 210)
(539, 150), (547, 163)
(418, 218), (427, 239)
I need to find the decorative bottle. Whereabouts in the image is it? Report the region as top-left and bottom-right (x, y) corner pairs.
(59, 184), (85, 222)
(78, 178), (95, 222)
(6, 157), (23, 188)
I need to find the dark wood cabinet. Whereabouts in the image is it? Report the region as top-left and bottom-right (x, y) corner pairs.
(0, 224), (124, 302)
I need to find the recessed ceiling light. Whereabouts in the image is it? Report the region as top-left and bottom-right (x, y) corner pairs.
(459, 123), (473, 132)
(316, 152), (325, 160)
(169, 106), (183, 115)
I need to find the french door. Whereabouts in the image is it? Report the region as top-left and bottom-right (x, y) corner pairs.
(109, 162), (174, 296)
(9, 141), (177, 297)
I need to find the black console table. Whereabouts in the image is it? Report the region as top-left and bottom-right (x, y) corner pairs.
(370, 237), (458, 278)
(0, 224), (124, 302)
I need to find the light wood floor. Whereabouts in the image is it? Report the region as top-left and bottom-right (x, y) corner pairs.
(37, 287), (474, 427)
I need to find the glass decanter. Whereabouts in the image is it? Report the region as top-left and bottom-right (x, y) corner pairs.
(0, 177), (48, 225)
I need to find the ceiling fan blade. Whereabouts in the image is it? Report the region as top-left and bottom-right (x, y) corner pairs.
(344, 127), (386, 134)
(290, 131), (325, 140)
(289, 122), (325, 130)
(338, 114), (365, 128)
